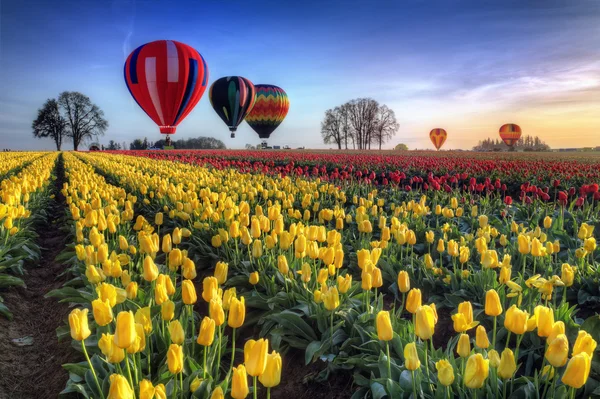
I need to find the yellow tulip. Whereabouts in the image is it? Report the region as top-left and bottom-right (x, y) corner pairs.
(545, 334), (569, 367)
(114, 311), (136, 349)
(135, 306), (152, 334)
(397, 271), (410, 293)
(323, 287), (340, 311)
(259, 351), (282, 388)
(406, 288), (422, 314)
(68, 308), (91, 341)
(231, 365), (249, 399)
(561, 352), (591, 389)
(548, 321), (566, 344)
(337, 274), (352, 294)
(573, 330), (597, 357)
(162, 234), (172, 253)
(182, 279), (197, 305)
(229, 296), (246, 328)
(376, 310), (393, 341)
(485, 289), (502, 316)
(517, 234), (530, 254)
(167, 344), (183, 374)
(210, 298), (225, 326)
(534, 305), (554, 338)
(197, 317), (216, 346)
(475, 325), (489, 349)
(504, 305), (528, 335)
(107, 374), (134, 399)
(497, 348), (516, 379)
(99, 333), (125, 363)
(457, 333), (471, 358)
(161, 300), (175, 321)
(126, 281), (138, 300)
(167, 320), (184, 345)
(435, 359), (454, 386)
(202, 276), (219, 302)
(488, 349), (501, 368)
(464, 353), (489, 389)
(415, 305), (436, 340)
(244, 338), (269, 377)
(277, 255), (289, 275)
(561, 263), (575, 287)
(143, 256), (159, 282)
(92, 298), (113, 327)
(404, 342), (421, 370)
(249, 271), (260, 285)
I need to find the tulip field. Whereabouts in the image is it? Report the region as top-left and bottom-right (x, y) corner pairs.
(1, 150), (600, 399)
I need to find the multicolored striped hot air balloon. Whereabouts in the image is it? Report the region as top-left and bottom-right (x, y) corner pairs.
(245, 85), (289, 140)
(499, 123), (522, 147)
(429, 128), (447, 150)
(209, 76), (256, 138)
(124, 40), (209, 135)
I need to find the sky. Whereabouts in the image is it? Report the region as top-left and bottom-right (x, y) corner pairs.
(0, 0), (599, 150)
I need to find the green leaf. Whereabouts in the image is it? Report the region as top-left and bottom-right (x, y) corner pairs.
(0, 274), (25, 288)
(305, 340), (322, 365)
(370, 381), (387, 399)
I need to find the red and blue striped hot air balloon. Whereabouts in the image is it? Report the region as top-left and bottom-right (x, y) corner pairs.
(245, 84), (289, 140)
(429, 128), (447, 150)
(124, 40), (208, 135)
(499, 123), (522, 147)
(209, 76), (256, 138)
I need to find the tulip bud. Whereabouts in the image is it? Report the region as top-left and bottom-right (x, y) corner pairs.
(498, 348), (516, 379)
(244, 338), (269, 377)
(376, 310), (393, 341)
(162, 234), (172, 253)
(485, 289), (502, 316)
(229, 296), (246, 328)
(168, 320), (185, 345)
(92, 298), (113, 327)
(108, 374), (134, 398)
(406, 288), (422, 314)
(197, 317), (216, 346)
(231, 365), (249, 399)
(210, 298), (225, 326)
(114, 311), (136, 349)
(167, 344), (184, 374)
(435, 359), (454, 386)
(397, 271), (410, 293)
(464, 353), (489, 389)
(404, 342), (421, 371)
(475, 325), (489, 349)
(488, 349), (501, 368)
(249, 271), (260, 285)
(143, 256), (159, 282)
(561, 352), (592, 389)
(214, 261), (228, 284)
(68, 308), (91, 341)
(457, 333), (471, 358)
(161, 300), (175, 321)
(202, 276), (218, 302)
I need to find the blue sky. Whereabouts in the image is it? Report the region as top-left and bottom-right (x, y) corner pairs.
(1, 0), (599, 150)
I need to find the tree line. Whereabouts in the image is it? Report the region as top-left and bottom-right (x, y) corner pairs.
(32, 92), (108, 150)
(321, 98), (399, 150)
(127, 136), (226, 150)
(473, 135), (550, 152)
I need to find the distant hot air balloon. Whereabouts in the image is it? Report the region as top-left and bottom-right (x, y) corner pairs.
(245, 85), (289, 140)
(429, 128), (447, 150)
(209, 76), (256, 138)
(499, 123), (522, 147)
(124, 40), (209, 135)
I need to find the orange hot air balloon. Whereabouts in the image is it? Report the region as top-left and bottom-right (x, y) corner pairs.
(499, 124), (522, 147)
(429, 128), (447, 150)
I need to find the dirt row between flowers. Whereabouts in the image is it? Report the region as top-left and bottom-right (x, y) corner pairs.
(0, 155), (77, 399)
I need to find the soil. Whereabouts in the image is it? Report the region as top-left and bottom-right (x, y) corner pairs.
(270, 349), (355, 399)
(0, 156), (77, 399)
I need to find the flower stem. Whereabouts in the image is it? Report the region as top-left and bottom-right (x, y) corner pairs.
(81, 340), (105, 399)
(230, 328), (237, 372)
(386, 342), (391, 378)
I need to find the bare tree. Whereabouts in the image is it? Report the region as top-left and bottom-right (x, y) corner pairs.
(58, 91), (108, 150)
(321, 108), (344, 149)
(373, 105), (399, 150)
(32, 99), (67, 150)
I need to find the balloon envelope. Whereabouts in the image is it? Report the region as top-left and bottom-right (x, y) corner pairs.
(429, 128), (447, 150)
(499, 123), (522, 146)
(245, 85), (289, 139)
(124, 40), (209, 134)
(209, 76), (256, 137)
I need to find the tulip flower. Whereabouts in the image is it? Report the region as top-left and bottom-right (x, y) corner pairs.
(114, 311), (136, 349)
(573, 330), (597, 357)
(168, 320), (185, 345)
(561, 263), (575, 288)
(210, 387), (224, 399)
(139, 379), (155, 399)
(534, 305), (554, 338)
(476, 325), (490, 349)
(259, 351), (282, 390)
(249, 271), (260, 285)
(504, 305), (528, 335)
(214, 261), (228, 284)
(436, 359), (454, 386)
(142, 256), (158, 282)
(232, 365), (249, 399)
(517, 234), (530, 254)
(202, 276), (219, 302)
(135, 306), (152, 334)
(498, 348), (516, 379)
(92, 298), (113, 327)
(210, 298), (225, 326)
(464, 353), (489, 389)
(99, 333), (125, 363)
(562, 352), (592, 389)
(406, 288), (422, 314)
(167, 343), (183, 374)
(404, 342), (421, 371)
(376, 310), (393, 341)
(415, 305), (435, 340)
(545, 334), (569, 367)
(161, 300), (175, 321)
(182, 279), (197, 305)
(337, 274), (352, 294)
(488, 349), (501, 368)
(107, 374), (133, 399)
(397, 271), (410, 293)
(457, 333), (471, 358)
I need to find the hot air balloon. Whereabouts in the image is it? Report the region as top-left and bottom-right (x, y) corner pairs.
(429, 128), (447, 150)
(124, 40), (209, 135)
(245, 85), (289, 141)
(499, 124), (522, 147)
(209, 76), (256, 138)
